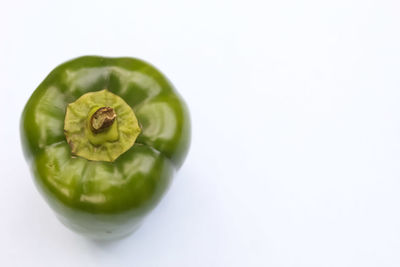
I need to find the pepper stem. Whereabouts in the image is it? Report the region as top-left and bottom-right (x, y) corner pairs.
(90, 107), (116, 134)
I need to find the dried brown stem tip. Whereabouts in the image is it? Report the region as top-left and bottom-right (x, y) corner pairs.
(90, 107), (116, 134)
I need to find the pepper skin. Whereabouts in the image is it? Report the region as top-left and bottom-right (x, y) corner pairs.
(20, 56), (191, 239)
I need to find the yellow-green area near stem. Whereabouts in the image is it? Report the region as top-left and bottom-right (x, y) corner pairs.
(64, 89), (141, 162)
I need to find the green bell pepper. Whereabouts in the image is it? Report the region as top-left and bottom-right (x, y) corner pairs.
(20, 56), (191, 239)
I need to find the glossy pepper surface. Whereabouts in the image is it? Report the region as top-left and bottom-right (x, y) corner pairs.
(20, 56), (191, 239)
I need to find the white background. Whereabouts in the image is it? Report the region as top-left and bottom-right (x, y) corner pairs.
(1, 0), (400, 266)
